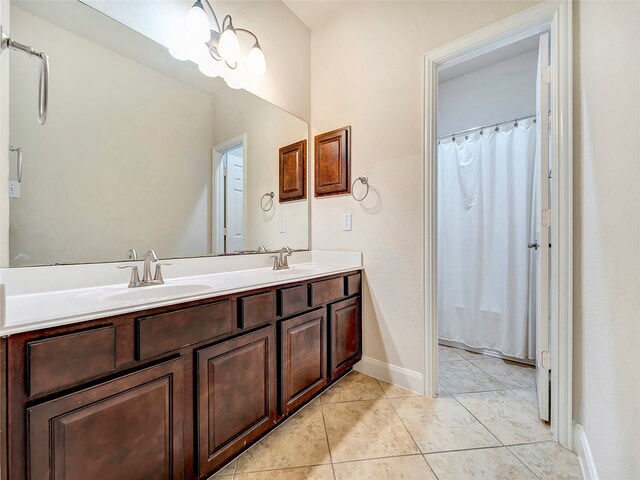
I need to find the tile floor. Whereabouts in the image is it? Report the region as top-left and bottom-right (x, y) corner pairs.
(210, 345), (582, 480)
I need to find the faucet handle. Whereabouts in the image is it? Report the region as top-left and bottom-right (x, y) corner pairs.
(269, 254), (280, 270)
(117, 264), (141, 288)
(153, 262), (172, 284)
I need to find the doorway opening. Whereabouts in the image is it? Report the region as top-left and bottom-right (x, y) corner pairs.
(436, 31), (550, 422)
(423, 2), (573, 448)
(213, 135), (247, 254)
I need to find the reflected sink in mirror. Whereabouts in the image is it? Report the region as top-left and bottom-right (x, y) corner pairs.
(100, 284), (212, 303)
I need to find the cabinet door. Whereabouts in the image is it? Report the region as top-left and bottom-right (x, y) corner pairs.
(197, 326), (276, 475)
(279, 309), (327, 415)
(329, 296), (362, 380)
(27, 358), (184, 480)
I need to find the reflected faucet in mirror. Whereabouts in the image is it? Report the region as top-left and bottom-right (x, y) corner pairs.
(117, 250), (172, 288)
(270, 246), (292, 270)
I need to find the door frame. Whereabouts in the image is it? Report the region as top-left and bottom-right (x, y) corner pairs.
(212, 133), (247, 254)
(422, 1), (573, 447)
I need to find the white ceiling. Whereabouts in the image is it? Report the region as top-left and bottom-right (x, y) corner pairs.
(439, 34), (540, 82)
(283, 0), (351, 30)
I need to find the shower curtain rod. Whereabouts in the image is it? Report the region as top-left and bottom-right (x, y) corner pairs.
(438, 113), (541, 141)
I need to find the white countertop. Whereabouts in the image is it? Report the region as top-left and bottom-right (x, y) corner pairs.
(0, 251), (362, 336)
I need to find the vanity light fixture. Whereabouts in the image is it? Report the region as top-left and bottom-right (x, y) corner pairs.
(169, 0), (266, 87)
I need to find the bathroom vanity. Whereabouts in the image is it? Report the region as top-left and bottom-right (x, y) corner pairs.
(0, 263), (362, 479)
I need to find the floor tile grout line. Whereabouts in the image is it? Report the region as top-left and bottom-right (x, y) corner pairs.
(319, 401), (337, 480)
(504, 446), (544, 480)
(449, 391), (505, 447)
(384, 391), (428, 457)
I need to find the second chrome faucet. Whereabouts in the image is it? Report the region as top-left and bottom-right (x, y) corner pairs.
(118, 249), (171, 288)
(270, 246), (292, 270)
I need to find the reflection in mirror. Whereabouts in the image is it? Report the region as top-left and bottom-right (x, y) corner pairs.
(8, 1), (309, 267)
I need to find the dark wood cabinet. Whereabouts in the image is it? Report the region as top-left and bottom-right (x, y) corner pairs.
(5, 271), (361, 480)
(279, 140), (306, 202)
(328, 296), (362, 380)
(27, 357), (184, 480)
(279, 309), (327, 415)
(196, 326), (276, 475)
(314, 126), (351, 197)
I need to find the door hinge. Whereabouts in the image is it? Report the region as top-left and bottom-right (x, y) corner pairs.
(223, 227), (227, 236)
(542, 65), (552, 85)
(541, 208), (552, 227)
(541, 351), (551, 370)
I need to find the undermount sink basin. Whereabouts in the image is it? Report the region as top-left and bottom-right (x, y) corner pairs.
(100, 284), (212, 302)
(272, 265), (326, 276)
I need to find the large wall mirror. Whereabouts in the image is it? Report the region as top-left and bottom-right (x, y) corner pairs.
(8, 0), (309, 267)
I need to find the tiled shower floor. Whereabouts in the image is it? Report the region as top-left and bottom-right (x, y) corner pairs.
(211, 345), (582, 479)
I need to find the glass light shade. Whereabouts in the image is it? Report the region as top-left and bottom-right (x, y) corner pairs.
(188, 42), (210, 64)
(218, 26), (239, 63)
(198, 58), (220, 78)
(186, 1), (211, 43)
(246, 44), (266, 76)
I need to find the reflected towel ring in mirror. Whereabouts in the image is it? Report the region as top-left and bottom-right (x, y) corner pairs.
(260, 192), (274, 212)
(351, 176), (369, 202)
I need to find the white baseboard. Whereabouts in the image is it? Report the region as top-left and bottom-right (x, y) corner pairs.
(573, 423), (599, 480)
(354, 356), (424, 394)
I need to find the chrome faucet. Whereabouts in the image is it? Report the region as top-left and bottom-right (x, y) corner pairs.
(117, 249), (171, 288)
(125, 248), (137, 260)
(270, 246), (292, 270)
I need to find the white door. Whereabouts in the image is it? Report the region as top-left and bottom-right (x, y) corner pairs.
(224, 147), (245, 253)
(535, 32), (551, 422)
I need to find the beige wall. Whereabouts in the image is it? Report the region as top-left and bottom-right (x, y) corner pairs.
(573, 1), (640, 478)
(310, 1), (537, 373)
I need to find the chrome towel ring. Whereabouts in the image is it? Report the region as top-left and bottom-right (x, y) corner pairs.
(351, 176), (369, 202)
(260, 192), (274, 212)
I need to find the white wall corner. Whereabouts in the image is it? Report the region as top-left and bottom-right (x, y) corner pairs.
(573, 423), (599, 480)
(354, 356), (424, 394)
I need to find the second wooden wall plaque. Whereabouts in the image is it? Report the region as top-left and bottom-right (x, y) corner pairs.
(314, 126), (351, 197)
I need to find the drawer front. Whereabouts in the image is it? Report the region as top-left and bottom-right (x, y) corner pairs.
(137, 300), (232, 361)
(28, 326), (116, 397)
(278, 285), (308, 317)
(345, 273), (361, 296)
(309, 277), (344, 307)
(238, 291), (275, 329)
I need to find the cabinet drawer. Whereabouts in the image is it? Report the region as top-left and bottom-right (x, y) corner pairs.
(238, 291), (275, 329)
(345, 273), (361, 296)
(309, 277), (344, 306)
(136, 300), (232, 361)
(277, 284), (308, 317)
(27, 326), (116, 397)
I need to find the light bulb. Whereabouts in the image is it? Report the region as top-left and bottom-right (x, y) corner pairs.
(218, 24), (239, 63)
(247, 44), (266, 76)
(186, 1), (211, 43)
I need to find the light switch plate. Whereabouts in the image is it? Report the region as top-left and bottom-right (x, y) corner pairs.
(343, 213), (352, 231)
(9, 181), (20, 198)
(279, 218), (286, 233)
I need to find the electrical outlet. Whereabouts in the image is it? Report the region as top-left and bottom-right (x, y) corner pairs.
(343, 213), (352, 231)
(9, 181), (20, 198)
(279, 218), (286, 233)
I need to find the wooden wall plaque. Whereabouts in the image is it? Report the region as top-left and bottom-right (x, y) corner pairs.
(279, 140), (307, 202)
(314, 126), (351, 197)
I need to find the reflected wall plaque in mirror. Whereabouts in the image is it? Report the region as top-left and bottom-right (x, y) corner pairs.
(7, 0), (309, 267)
(279, 140), (306, 203)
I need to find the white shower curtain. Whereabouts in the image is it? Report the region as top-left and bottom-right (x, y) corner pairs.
(437, 120), (537, 360)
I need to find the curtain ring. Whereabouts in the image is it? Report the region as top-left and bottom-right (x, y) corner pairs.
(351, 176), (369, 202)
(260, 192), (274, 212)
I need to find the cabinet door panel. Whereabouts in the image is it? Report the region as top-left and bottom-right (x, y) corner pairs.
(280, 309), (327, 415)
(197, 326), (276, 475)
(27, 358), (184, 480)
(329, 297), (362, 379)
